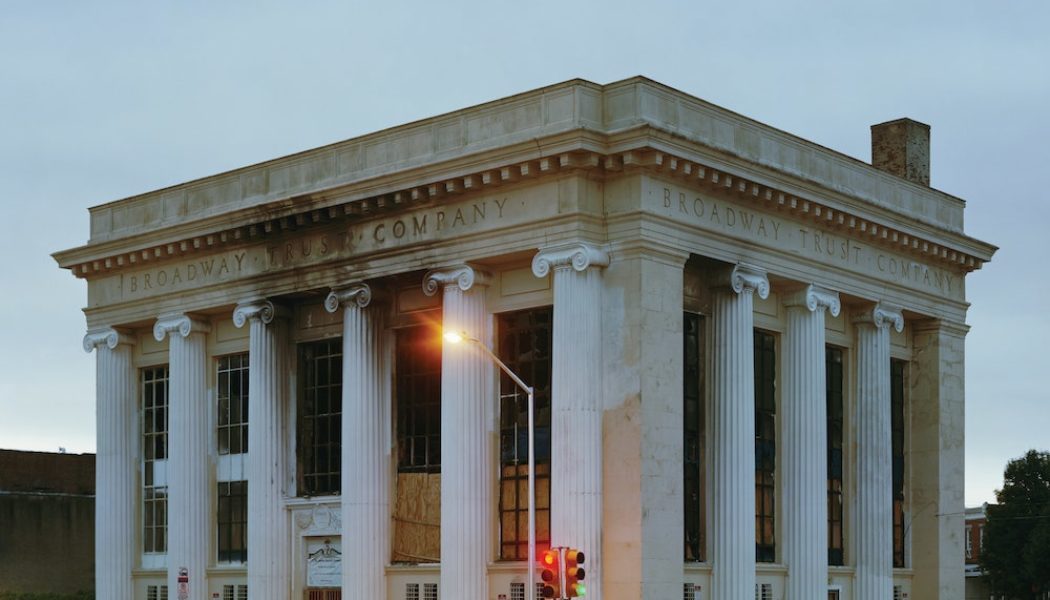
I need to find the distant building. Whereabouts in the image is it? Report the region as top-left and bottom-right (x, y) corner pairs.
(965, 505), (998, 600)
(0, 449), (95, 595)
(54, 78), (996, 600)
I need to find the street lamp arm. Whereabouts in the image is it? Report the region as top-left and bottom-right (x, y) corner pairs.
(462, 335), (534, 395)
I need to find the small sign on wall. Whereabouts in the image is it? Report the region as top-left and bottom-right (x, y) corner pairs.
(306, 537), (342, 588)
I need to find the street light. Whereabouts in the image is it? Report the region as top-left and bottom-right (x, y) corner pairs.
(444, 329), (537, 600)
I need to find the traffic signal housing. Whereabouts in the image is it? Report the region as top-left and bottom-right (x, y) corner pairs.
(540, 549), (560, 599)
(565, 548), (586, 597)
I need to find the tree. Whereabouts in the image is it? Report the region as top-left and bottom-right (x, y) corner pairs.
(981, 450), (1050, 599)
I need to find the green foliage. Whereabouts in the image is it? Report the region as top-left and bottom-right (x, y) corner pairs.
(981, 449), (1050, 599)
(0, 593), (94, 600)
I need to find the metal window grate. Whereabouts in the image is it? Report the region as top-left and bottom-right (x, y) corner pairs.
(497, 308), (553, 561)
(142, 366), (169, 554)
(423, 583), (438, 600)
(298, 339), (343, 496)
(683, 582), (698, 600)
(217, 353), (250, 455)
(222, 584), (248, 600)
(217, 481), (248, 563)
(754, 583), (772, 600)
(147, 585), (168, 600)
(893, 585), (903, 600)
(510, 582), (524, 600)
(405, 583), (419, 600)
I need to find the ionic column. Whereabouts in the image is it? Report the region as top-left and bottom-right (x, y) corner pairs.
(154, 314), (211, 600)
(710, 264), (768, 600)
(533, 243), (608, 600)
(853, 304), (903, 600)
(324, 284), (391, 600)
(782, 286), (840, 600)
(423, 265), (493, 600)
(233, 300), (290, 600)
(84, 328), (137, 600)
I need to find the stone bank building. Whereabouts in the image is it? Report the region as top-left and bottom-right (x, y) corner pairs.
(54, 78), (995, 600)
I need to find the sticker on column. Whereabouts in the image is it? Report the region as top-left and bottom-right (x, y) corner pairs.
(177, 567), (189, 600)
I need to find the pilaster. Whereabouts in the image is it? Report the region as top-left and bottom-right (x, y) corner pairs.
(533, 243), (608, 600)
(853, 304), (904, 600)
(423, 265), (493, 600)
(782, 285), (840, 600)
(324, 283), (392, 600)
(154, 313), (212, 600)
(710, 264), (768, 600)
(233, 300), (290, 600)
(83, 328), (137, 600)
(600, 243), (687, 600)
(910, 319), (968, 600)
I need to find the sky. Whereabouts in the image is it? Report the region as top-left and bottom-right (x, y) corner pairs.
(1, 1), (1047, 507)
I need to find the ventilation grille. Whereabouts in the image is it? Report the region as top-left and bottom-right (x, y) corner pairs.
(754, 583), (772, 600)
(893, 585), (904, 600)
(147, 585), (168, 600)
(424, 583), (438, 600)
(683, 582), (702, 600)
(511, 582), (525, 600)
(223, 584), (248, 600)
(305, 590), (341, 600)
(406, 584), (420, 600)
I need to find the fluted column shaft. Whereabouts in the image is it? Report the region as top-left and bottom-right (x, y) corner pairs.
(233, 301), (290, 600)
(534, 244), (608, 600)
(155, 314), (211, 600)
(85, 329), (137, 600)
(710, 264), (768, 600)
(854, 305), (903, 600)
(425, 266), (493, 600)
(782, 286), (840, 600)
(325, 285), (391, 600)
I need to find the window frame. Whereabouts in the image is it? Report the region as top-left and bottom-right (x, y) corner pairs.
(297, 338), (343, 497)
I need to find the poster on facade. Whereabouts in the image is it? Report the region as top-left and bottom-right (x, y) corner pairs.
(306, 537), (342, 587)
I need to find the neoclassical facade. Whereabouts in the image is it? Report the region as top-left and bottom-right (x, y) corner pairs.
(55, 78), (995, 600)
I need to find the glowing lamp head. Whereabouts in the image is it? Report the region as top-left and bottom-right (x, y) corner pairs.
(443, 331), (464, 344)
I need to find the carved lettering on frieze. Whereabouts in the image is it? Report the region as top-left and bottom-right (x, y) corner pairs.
(658, 185), (958, 299)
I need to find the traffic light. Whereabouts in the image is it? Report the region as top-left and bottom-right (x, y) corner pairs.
(564, 548), (586, 597)
(540, 548), (561, 599)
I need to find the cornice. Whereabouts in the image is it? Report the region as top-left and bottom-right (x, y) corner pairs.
(531, 242), (609, 277)
(324, 283), (373, 313)
(153, 313), (211, 341)
(82, 327), (135, 353)
(422, 265), (490, 296)
(53, 143), (994, 281)
(783, 284), (842, 317)
(854, 303), (906, 333)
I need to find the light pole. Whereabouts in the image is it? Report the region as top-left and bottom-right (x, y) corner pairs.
(444, 330), (537, 600)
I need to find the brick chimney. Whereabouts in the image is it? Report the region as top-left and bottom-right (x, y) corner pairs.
(871, 118), (930, 186)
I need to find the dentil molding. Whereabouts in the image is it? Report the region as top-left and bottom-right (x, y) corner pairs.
(422, 265), (490, 296)
(784, 284), (842, 317)
(531, 242), (610, 278)
(152, 313), (211, 342)
(324, 283), (372, 313)
(82, 328), (135, 353)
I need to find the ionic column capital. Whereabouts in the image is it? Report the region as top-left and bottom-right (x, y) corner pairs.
(854, 303), (905, 333)
(422, 265), (490, 296)
(233, 299), (287, 328)
(531, 242), (609, 277)
(153, 313), (211, 342)
(324, 283), (374, 313)
(784, 284), (841, 317)
(83, 327), (135, 353)
(713, 263), (770, 299)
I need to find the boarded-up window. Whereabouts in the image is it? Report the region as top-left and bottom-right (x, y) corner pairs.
(392, 324), (441, 562)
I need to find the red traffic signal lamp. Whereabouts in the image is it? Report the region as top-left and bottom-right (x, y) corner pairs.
(564, 548), (586, 597)
(540, 549), (560, 599)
